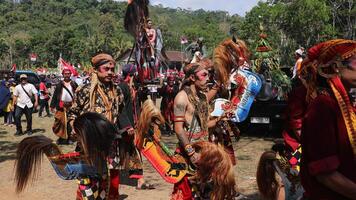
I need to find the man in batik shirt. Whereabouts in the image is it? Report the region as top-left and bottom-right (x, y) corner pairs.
(68, 53), (131, 200)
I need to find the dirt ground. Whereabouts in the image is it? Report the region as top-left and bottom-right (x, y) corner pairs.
(0, 113), (275, 200)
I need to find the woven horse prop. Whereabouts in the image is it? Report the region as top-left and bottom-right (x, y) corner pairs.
(135, 99), (187, 184)
(136, 100), (236, 199)
(14, 112), (119, 198)
(125, 0), (166, 82)
(210, 38), (262, 122)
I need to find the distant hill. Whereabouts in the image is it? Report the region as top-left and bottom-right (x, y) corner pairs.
(0, 0), (353, 69)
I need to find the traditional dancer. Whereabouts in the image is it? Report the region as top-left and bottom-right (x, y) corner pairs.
(171, 60), (235, 199)
(300, 39), (356, 200)
(135, 99), (236, 200)
(145, 18), (156, 61)
(159, 74), (179, 130)
(281, 79), (307, 172)
(67, 53), (131, 199)
(118, 67), (154, 190)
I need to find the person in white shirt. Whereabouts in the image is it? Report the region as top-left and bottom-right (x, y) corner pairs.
(50, 68), (78, 145)
(13, 74), (38, 136)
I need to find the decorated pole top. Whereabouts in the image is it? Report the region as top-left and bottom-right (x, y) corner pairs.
(255, 23), (273, 58)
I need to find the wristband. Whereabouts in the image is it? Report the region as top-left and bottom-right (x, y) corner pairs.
(184, 144), (195, 157)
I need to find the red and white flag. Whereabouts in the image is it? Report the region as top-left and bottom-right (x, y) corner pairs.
(180, 36), (188, 44)
(30, 53), (37, 62)
(58, 58), (78, 76)
(11, 63), (16, 72)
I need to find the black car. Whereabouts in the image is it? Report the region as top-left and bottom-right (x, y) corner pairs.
(238, 100), (287, 137)
(15, 70), (41, 89)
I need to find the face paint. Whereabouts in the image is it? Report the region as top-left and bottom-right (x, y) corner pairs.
(195, 69), (209, 81)
(194, 69), (209, 92)
(97, 62), (115, 83)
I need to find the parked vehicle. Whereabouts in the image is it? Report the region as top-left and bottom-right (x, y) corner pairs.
(239, 33), (292, 137)
(14, 70), (41, 89)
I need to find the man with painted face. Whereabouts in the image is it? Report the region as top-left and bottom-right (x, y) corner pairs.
(67, 53), (131, 199)
(171, 61), (221, 199)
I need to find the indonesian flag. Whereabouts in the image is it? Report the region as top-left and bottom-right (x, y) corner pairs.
(11, 63), (16, 72)
(37, 67), (46, 75)
(180, 36), (188, 44)
(30, 53), (37, 62)
(58, 58), (78, 76)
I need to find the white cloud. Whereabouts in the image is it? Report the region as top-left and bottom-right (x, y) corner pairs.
(116, 0), (263, 16)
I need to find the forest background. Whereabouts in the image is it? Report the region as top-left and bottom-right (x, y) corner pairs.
(0, 0), (354, 70)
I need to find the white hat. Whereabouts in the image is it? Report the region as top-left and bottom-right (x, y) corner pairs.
(295, 49), (304, 56)
(20, 74), (27, 79)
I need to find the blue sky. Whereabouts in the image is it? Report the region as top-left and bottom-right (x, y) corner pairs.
(117, 0), (263, 16)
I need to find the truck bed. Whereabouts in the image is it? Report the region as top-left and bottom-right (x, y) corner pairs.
(238, 100), (287, 137)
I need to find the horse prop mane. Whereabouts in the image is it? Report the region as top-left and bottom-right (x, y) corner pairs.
(14, 135), (97, 193)
(124, 0), (150, 38)
(15, 112), (118, 194)
(211, 38), (262, 122)
(136, 100), (236, 199)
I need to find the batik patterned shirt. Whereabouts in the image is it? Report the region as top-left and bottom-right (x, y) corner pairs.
(67, 82), (124, 123)
(68, 82), (125, 200)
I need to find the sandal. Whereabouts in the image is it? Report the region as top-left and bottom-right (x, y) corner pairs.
(136, 183), (155, 190)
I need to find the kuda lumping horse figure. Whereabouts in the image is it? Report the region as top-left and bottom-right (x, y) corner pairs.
(15, 112), (122, 199)
(209, 38), (262, 169)
(135, 99), (236, 200)
(211, 38), (262, 123)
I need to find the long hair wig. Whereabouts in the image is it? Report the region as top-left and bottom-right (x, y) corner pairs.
(214, 39), (251, 85)
(256, 151), (279, 200)
(193, 141), (237, 200)
(14, 113), (117, 193)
